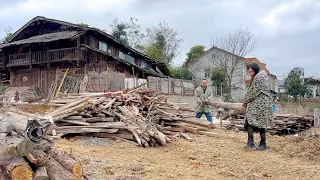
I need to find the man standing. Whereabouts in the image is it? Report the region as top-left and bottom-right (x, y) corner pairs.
(195, 79), (214, 123)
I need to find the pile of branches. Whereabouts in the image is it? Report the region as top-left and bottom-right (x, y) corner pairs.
(16, 87), (214, 148)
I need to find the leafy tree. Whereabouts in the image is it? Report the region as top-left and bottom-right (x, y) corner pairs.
(284, 67), (312, 101)
(184, 45), (205, 66)
(169, 66), (192, 80)
(144, 22), (182, 65)
(211, 68), (227, 97)
(109, 18), (129, 45)
(209, 28), (257, 101)
(1, 27), (13, 43)
(109, 17), (144, 49)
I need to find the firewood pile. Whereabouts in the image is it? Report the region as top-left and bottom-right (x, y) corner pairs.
(223, 111), (314, 135)
(17, 87), (214, 147)
(0, 116), (85, 180)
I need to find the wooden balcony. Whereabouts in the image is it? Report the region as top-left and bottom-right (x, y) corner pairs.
(6, 47), (82, 67)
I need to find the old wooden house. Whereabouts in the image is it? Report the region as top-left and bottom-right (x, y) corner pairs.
(0, 16), (171, 95)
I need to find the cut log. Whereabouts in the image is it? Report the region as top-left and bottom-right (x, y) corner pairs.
(5, 155), (33, 180)
(202, 101), (245, 112)
(33, 167), (49, 180)
(47, 148), (83, 177)
(32, 149), (76, 180)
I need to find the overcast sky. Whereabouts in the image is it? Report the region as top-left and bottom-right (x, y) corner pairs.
(0, 0), (319, 79)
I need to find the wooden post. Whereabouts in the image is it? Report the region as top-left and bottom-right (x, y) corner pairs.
(76, 37), (80, 66)
(314, 109), (320, 128)
(1, 49), (4, 66)
(46, 43), (50, 68)
(29, 45), (32, 70)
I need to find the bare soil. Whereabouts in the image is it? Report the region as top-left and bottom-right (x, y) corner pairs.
(55, 128), (320, 180)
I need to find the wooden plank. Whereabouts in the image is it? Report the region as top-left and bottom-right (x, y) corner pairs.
(56, 128), (119, 134)
(58, 120), (90, 126)
(64, 116), (83, 120)
(163, 126), (185, 132)
(184, 126), (199, 134)
(88, 132), (134, 140)
(180, 133), (192, 141)
(314, 109), (320, 128)
(199, 131), (218, 137)
(180, 118), (212, 128)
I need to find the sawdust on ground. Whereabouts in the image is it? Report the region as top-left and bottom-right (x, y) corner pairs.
(55, 128), (320, 180)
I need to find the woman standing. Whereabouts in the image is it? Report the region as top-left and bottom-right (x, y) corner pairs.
(243, 63), (273, 151)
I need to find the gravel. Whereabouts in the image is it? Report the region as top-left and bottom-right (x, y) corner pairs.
(77, 137), (110, 146)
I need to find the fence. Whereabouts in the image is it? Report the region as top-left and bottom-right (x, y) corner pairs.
(147, 76), (195, 95)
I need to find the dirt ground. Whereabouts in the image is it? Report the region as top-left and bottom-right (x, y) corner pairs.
(55, 128), (320, 180)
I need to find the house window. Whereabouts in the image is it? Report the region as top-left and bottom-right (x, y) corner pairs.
(119, 51), (126, 60)
(99, 41), (112, 53)
(125, 54), (134, 63)
(204, 69), (211, 78)
(141, 59), (148, 68)
(212, 54), (215, 59)
(119, 51), (134, 63)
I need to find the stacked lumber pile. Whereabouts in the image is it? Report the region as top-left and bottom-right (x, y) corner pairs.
(38, 87), (214, 147)
(0, 115), (85, 180)
(224, 113), (314, 135)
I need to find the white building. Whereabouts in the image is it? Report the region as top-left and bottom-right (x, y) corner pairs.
(186, 46), (277, 101)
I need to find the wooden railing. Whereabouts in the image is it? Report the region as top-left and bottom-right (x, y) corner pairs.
(49, 48), (77, 62)
(8, 53), (31, 66)
(31, 51), (47, 64)
(6, 47), (80, 66)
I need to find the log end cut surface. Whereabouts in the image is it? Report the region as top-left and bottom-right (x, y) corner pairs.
(9, 166), (33, 180)
(73, 161), (83, 177)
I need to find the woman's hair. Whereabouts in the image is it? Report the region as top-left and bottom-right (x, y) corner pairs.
(247, 63), (260, 76)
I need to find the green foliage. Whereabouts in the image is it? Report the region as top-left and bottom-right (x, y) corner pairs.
(211, 68), (227, 97)
(1, 27), (13, 43)
(184, 45), (205, 66)
(169, 66), (192, 80)
(110, 19), (129, 45)
(78, 23), (89, 27)
(109, 17), (144, 48)
(144, 22), (182, 65)
(108, 18), (182, 65)
(284, 67), (312, 100)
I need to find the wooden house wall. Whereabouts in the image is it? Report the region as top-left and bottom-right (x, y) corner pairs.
(10, 68), (56, 95)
